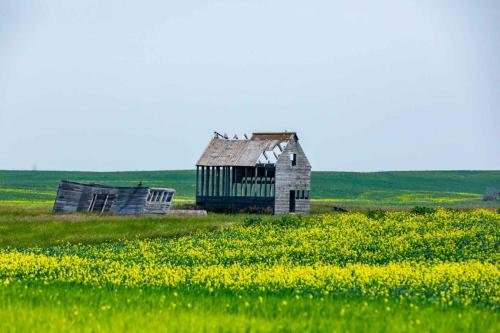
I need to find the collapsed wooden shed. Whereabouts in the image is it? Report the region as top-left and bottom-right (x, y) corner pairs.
(196, 132), (311, 214)
(53, 180), (175, 215)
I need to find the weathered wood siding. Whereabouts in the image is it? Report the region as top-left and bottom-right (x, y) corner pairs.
(53, 181), (174, 215)
(53, 181), (86, 212)
(274, 140), (311, 214)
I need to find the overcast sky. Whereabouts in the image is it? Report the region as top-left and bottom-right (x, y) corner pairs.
(0, 0), (498, 171)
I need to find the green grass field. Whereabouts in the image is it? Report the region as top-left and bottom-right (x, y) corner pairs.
(1, 170), (499, 209)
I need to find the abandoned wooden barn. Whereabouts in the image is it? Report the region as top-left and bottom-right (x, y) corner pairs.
(196, 132), (311, 214)
(53, 180), (175, 215)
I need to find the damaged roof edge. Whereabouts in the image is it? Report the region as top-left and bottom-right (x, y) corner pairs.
(251, 132), (298, 141)
(58, 180), (175, 192)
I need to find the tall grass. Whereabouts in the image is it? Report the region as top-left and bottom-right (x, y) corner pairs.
(1, 282), (497, 333)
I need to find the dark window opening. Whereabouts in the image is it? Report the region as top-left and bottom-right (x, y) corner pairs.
(164, 192), (173, 203)
(290, 153), (297, 166)
(88, 194), (114, 213)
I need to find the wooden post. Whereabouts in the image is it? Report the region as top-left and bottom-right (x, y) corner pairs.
(233, 168), (237, 196)
(250, 167), (257, 197)
(264, 167), (268, 197)
(227, 167), (230, 196)
(206, 167), (210, 197)
(226, 167), (231, 196)
(233, 167), (237, 196)
(253, 167), (257, 196)
(241, 168), (244, 196)
(211, 167), (215, 196)
(196, 166), (199, 196)
(216, 167), (220, 196)
(225, 167), (229, 196)
(242, 167), (246, 196)
(229, 167), (234, 197)
(221, 167), (224, 196)
(259, 170), (262, 197)
(231, 167), (236, 197)
(200, 166), (205, 196)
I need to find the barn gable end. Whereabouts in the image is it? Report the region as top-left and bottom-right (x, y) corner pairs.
(275, 139), (311, 214)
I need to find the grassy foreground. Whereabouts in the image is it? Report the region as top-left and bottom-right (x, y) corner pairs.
(0, 206), (498, 332)
(0, 204), (242, 248)
(1, 283), (497, 333)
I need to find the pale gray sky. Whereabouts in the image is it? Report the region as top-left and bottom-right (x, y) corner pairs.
(0, 0), (499, 171)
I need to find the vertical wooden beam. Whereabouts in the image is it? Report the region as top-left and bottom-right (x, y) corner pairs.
(196, 166), (199, 196)
(233, 167), (237, 196)
(227, 167), (230, 197)
(243, 167), (247, 196)
(236, 167), (243, 196)
(241, 168), (244, 196)
(222, 167), (227, 196)
(211, 167), (215, 196)
(227, 167), (230, 196)
(231, 167), (235, 197)
(225, 167), (228, 196)
(203, 167), (207, 197)
(252, 167), (259, 197)
(264, 167), (268, 197)
(231, 167), (236, 197)
(205, 167), (210, 197)
(200, 166), (205, 196)
(227, 167), (231, 196)
(226, 167), (231, 196)
(217, 167), (219, 196)
(250, 168), (257, 197)
(259, 171), (263, 197)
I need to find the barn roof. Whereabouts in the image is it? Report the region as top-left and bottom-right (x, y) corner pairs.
(196, 132), (296, 167)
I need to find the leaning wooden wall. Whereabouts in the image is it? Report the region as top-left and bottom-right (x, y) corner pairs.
(53, 181), (173, 215)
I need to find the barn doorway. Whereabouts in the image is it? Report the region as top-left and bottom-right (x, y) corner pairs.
(289, 190), (296, 212)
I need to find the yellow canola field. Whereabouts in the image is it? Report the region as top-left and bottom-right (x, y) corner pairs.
(0, 209), (498, 306)
(0, 252), (497, 305)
